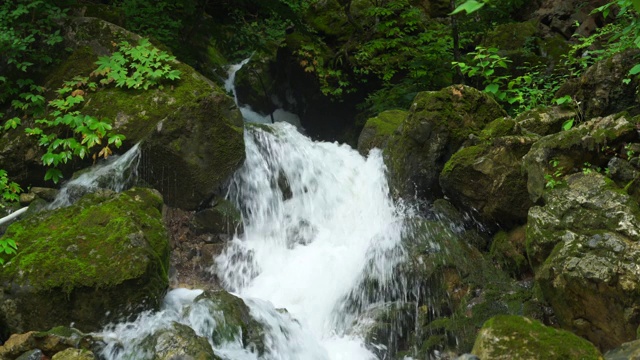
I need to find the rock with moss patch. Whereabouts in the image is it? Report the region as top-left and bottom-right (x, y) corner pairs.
(515, 106), (577, 136)
(527, 173), (640, 350)
(139, 322), (219, 360)
(472, 315), (602, 359)
(51, 348), (96, 360)
(0, 188), (170, 337)
(439, 134), (536, 227)
(357, 110), (406, 155)
(191, 199), (243, 237)
(490, 226), (529, 278)
(523, 113), (640, 203)
(384, 85), (507, 199)
(188, 290), (265, 354)
(0, 327), (95, 360)
(557, 49), (640, 120)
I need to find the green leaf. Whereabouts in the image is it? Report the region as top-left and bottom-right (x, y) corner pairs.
(450, 0), (485, 15)
(562, 119), (575, 131)
(485, 83), (500, 94)
(629, 64), (640, 75)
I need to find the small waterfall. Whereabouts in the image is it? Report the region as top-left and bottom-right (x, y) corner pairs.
(215, 123), (409, 358)
(225, 59), (304, 130)
(49, 144), (141, 208)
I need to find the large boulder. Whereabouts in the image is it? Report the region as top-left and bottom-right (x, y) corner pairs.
(0, 17), (245, 210)
(0, 188), (170, 337)
(472, 315), (602, 359)
(527, 173), (640, 350)
(384, 85), (507, 199)
(523, 113), (640, 203)
(439, 134), (536, 227)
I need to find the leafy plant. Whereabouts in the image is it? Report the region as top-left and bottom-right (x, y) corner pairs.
(0, 169), (22, 207)
(0, 236), (17, 265)
(93, 38), (182, 90)
(24, 76), (125, 183)
(544, 159), (564, 189)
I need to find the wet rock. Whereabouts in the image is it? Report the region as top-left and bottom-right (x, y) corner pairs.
(15, 349), (44, 360)
(385, 85), (507, 200)
(140, 322), (219, 360)
(357, 110), (406, 156)
(489, 226), (529, 278)
(51, 348), (96, 360)
(0, 327), (95, 360)
(605, 339), (640, 360)
(188, 290), (265, 355)
(472, 315), (602, 359)
(0, 188), (170, 336)
(191, 199), (243, 236)
(527, 173), (640, 350)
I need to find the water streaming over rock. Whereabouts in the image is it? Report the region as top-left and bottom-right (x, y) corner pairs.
(49, 143), (141, 208)
(95, 61), (417, 359)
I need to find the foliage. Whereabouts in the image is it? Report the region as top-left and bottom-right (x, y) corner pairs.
(24, 76), (125, 183)
(0, 0), (66, 106)
(0, 170), (22, 207)
(544, 159), (564, 189)
(0, 236), (17, 265)
(93, 39), (181, 90)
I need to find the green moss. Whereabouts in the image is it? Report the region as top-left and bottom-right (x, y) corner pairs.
(441, 145), (486, 175)
(366, 110), (406, 135)
(473, 315), (602, 359)
(0, 188), (168, 293)
(481, 118), (516, 139)
(483, 21), (538, 51)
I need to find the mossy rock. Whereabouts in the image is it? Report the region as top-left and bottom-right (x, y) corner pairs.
(526, 173), (640, 350)
(50, 348), (96, 360)
(357, 109), (407, 155)
(139, 322), (219, 360)
(188, 291), (265, 355)
(439, 134), (536, 227)
(0, 188), (170, 337)
(191, 199), (243, 236)
(384, 85), (507, 200)
(522, 112), (640, 203)
(0, 17), (245, 209)
(472, 315), (603, 359)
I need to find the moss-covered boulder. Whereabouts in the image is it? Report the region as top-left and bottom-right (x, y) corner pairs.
(190, 199), (243, 237)
(439, 134), (536, 227)
(51, 348), (96, 360)
(522, 113), (640, 203)
(140, 322), (219, 360)
(557, 49), (640, 120)
(527, 173), (640, 350)
(385, 85), (507, 199)
(189, 290), (265, 354)
(0, 188), (170, 337)
(472, 315), (603, 359)
(0, 17), (245, 210)
(357, 110), (406, 155)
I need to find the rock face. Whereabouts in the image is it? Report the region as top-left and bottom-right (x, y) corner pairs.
(557, 49), (640, 120)
(384, 85), (507, 199)
(472, 315), (602, 360)
(527, 173), (640, 350)
(0, 326), (96, 360)
(357, 110), (406, 155)
(0, 17), (245, 210)
(523, 113), (640, 203)
(0, 188), (170, 337)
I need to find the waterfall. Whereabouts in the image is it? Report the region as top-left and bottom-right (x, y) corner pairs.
(48, 144), (141, 208)
(96, 61), (414, 359)
(216, 123), (408, 358)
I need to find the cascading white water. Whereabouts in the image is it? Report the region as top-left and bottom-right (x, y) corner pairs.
(95, 60), (413, 359)
(215, 123), (409, 359)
